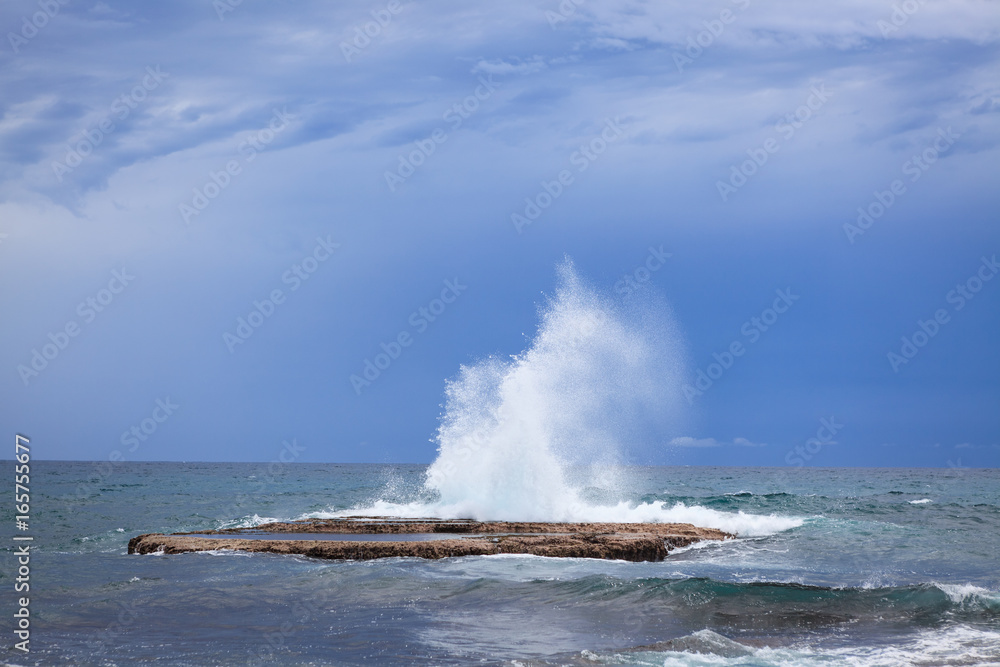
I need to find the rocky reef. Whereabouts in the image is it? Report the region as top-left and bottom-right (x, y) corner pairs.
(128, 518), (732, 562)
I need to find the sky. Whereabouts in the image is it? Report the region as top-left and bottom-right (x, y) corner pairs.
(1, 0), (998, 467)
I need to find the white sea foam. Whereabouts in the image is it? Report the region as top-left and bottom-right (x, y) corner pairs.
(421, 259), (686, 522)
(216, 514), (280, 530)
(935, 582), (1000, 606)
(324, 260), (803, 538)
(590, 625), (1000, 666)
(322, 499), (803, 537)
(194, 549), (254, 557)
(909, 498), (932, 504)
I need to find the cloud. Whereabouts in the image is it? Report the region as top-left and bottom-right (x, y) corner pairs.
(576, 0), (1000, 48)
(669, 436), (767, 448)
(2, 0), (998, 214)
(970, 97), (1000, 115)
(669, 436), (719, 447)
(472, 57), (547, 75)
(732, 437), (767, 448)
(952, 443), (998, 450)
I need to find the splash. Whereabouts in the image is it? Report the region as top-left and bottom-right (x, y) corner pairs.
(416, 258), (685, 521)
(329, 259), (803, 536)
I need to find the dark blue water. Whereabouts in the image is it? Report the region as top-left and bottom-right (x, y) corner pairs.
(3, 463), (998, 665)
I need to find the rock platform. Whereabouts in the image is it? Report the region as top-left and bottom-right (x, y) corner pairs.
(128, 517), (732, 562)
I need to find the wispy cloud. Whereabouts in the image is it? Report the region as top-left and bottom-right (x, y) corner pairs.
(669, 436), (767, 448)
(472, 56), (546, 75)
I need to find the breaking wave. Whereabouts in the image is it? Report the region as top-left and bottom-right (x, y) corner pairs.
(331, 260), (802, 537)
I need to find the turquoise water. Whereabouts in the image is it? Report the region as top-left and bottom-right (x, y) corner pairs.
(3, 462), (999, 665)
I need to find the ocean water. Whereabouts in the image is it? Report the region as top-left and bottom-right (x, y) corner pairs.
(2, 462), (999, 666)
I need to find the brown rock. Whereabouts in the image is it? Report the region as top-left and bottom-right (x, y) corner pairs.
(129, 519), (732, 562)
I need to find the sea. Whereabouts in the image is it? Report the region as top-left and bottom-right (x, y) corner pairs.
(2, 462), (999, 666)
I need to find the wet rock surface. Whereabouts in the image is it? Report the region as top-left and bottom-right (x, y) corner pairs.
(128, 518), (732, 562)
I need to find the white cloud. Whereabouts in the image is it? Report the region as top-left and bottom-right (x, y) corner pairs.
(472, 57), (546, 75)
(732, 437), (767, 448)
(579, 0), (1000, 49)
(669, 436), (766, 448)
(669, 436), (720, 447)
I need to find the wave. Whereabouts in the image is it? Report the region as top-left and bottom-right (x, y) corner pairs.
(908, 498), (932, 504)
(935, 582), (1000, 606)
(215, 514), (281, 530)
(500, 575), (1000, 622)
(419, 259), (688, 524)
(322, 261), (803, 538)
(723, 491), (793, 498)
(589, 625), (1000, 666)
(313, 500), (803, 538)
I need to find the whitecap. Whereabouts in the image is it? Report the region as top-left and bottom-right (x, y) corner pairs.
(216, 514), (281, 530)
(588, 625), (1000, 666)
(313, 499), (803, 538)
(935, 582), (1000, 606)
(194, 549), (254, 557)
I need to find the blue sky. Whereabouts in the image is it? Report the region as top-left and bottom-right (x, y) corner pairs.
(1, 0), (998, 467)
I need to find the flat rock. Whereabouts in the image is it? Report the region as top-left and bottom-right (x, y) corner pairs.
(128, 518), (732, 562)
